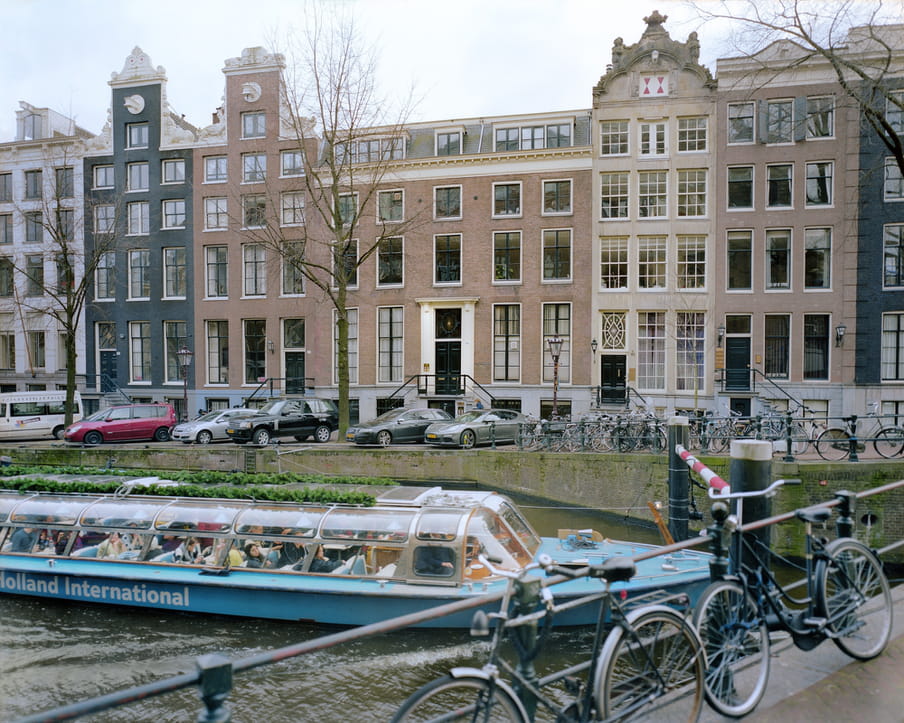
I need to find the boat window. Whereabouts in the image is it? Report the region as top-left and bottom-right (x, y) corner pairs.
(79, 498), (164, 530)
(413, 545), (456, 577)
(154, 501), (246, 533)
(465, 509), (530, 571)
(9, 495), (99, 526)
(0, 493), (29, 523)
(498, 500), (542, 556)
(321, 508), (414, 542)
(415, 510), (468, 541)
(1, 526), (74, 555)
(234, 505), (325, 538)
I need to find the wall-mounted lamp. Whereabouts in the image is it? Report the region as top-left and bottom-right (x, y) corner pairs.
(267, 339), (275, 353)
(835, 324), (847, 347)
(590, 338), (598, 354)
(717, 324), (726, 349)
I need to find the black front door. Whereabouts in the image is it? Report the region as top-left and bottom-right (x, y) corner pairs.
(600, 355), (626, 403)
(100, 350), (117, 393)
(435, 309), (462, 395)
(725, 338), (751, 391)
(285, 352), (306, 394)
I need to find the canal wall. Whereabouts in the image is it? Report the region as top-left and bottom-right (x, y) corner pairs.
(2, 443), (903, 563)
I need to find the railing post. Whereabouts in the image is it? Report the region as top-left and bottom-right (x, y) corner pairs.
(489, 421), (496, 449)
(783, 410), (795, 463)
(848, 414), (860, 462)
(834, 490), (856, 539)
(541, 420), (551, 450)
(730, 439), (773, 572)
(707, 500), (731, 580)
(668, 416), (690, 542)
(196, 653), (232, 723)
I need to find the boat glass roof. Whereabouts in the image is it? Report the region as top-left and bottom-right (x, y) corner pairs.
(415, 510), (470, 541)
(154, 500), (248, 533)
(234, 505), (326, 538)
(79, 498), (171, 529)
(321, 508), (416, 542)
(10, 495), (102, 526)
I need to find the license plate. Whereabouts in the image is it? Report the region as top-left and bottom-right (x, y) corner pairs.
(345, 434), (355, 441)
(226, 429), (234, 434)
(426, 433), (437, 439)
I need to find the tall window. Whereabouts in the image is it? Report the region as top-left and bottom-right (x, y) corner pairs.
(885, 158), (904, 201)
(806, 96), (834, 138)
(95, 252), (115, 300)
(242, 153), (266, 183)
(0, 214), (9, 245)
(244, 319), (266, 384)
(378, 307), (403, 383)
(803, 314), (829, 380)
(164, 321), (188, 384)
(543, 230), (571, 281)
(333, 240), (358, 287)
(333, 308), (358, 384)
(728, 102), (755, 143)
(638, 171), (667, 218)
(766, 100), (793, 143)
(205, 198), (227, 230)
(282, 241), (305, 295)
(765, 315), (790, 378)
(728, 166), (754, 208)
(600, 312), (626, 350)
(882, 313), (904, 381)
(242, 111), (266, 138)
(804, 228), (831, 289)
(806, 161), (833, 206)
(0, 259), (12, 297)
(727, 231), (752, 290)
(281, 150), (303, 176)
(281, 192), (305, 225)
(27, 331), (46, 369)
(162, 199), (186, 229)
(162, 159), (185, 184)
(437, 131), (461, 156)
(93, 165), (114, 189)
(542, 304), (571, 384)
(128, 249), (150, 299)
(95, 204), (115, 233)
(25, 255), (43, 296)
(767, 165), (792, 207)
(676, 312), (704, 391)
(55, 167), (73, 197)
(638, 236), (666, 289)
(888, 91), (904, 134)
(543, 180), (571, 214)
(129, 321), (151, 383)
(59, 210), (75, 240)
(127, 162), (149, 191)
(163, 247), (186, 298)
(600, 172), (629, 218)
(205, 156), (227, 183)
(377, 237), (403, 286)
(128, 202), (149, 235)
(600, 120), (628, 155)
(207, 320), (229, 384)
(434, 186), (461, 219)
(493, 232), (521, 282)
(493, 183), (521, 216)
(243, 195), (266, 227)
(766, 229), (791, 289)
(337, 193), (357, 225)
(25, 212), (42, 243)
(639, 121), (666, 156)
(24, 170), (42, 199)
(677, 235), (706, 289)
(0, 172), (11, 201)
(637, 312), (665, 390)
(435, 234), (461, 283)
(243, 244), (266, 296)
(206, 246), (228, 297)
(884, 224), (904, 288)
(600, 236), (628, 290)
(493, 305), (521, 381)
(0, 326), (14, 368)
(677, 116), (707, 152)
(127, 123), (149, 149)
(378, 190), (404, 222)
(677, 169), (707, 216)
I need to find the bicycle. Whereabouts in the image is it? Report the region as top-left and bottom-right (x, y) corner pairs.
(692, 480), (893, 717)
(815, 401), (904, 460)
(392, 553), (706, 722)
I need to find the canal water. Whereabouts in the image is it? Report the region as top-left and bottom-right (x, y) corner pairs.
(0, 497), (668, 722)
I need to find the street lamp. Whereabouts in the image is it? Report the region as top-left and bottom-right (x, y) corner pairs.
(176, 346), (193, 422)
(548, 335), (564, 420)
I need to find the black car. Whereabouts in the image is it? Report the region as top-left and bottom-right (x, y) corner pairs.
(345, 407), (453, 446)
(226, 398), (339, 445)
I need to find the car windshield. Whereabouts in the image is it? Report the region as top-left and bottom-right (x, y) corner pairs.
(454, 411), (483, 423)
(83, 408), (113, 422)
(375, 408), (406, 422)
(255, 401), (282, 414)
(196, 412), (221, 422)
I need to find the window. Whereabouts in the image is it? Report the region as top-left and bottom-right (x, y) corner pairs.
(0, 258), (12, 297)
(162, 159), (185, 184)
(284, 318), (305, 350)
(803, 314), (829, 380)
(728, 102), (755, 143)
(281, 192), (305, 225)
(164, 321), (188, 384)
(127, 123), (149, 149)
(163, 247), (186, 298)
(767, 100), (793, 143)
(58, 209), (74, 240)
(884, 224), (904, 288)
(728, 166), (754, 209)
(677, 235), (706, 289)
(677, 117), (707, 152)
(204, 198), (227, 230)
(128, 249), (150, 299)
(543, 180), (571, 214)
(806, 161), (833, 206)
(677, 169), (707, 217)
(882, 313), (904, 380)
(437, 131), (460, 156)
(127, 162), (149, 192)
(338, 193), (357, 226)
(888, 90), (904, 134)
(493, 304), (521, 381)
(638, 171), (667, 218)
(281, 150), (303, 177)
(638, 236), (666, 289)
(243, 195), (266, 228)
(55, 167), (73, 198)
(244, 319), (266, 384)
(243, 244), (266, 296)
(282, 241), (305, 295)
(27, 331), (45, 369)
(93, 165), (114, 189)
(128, 202), (149, 235)
(543, 229), (571, 281)
(340, 137), (404, 163)
(333, 239), (358, 287)
(495, 127), (519, 151)
(0, 173), (11, 201)
(806, 96), (834, 138)
(765, 315), (790, 378)
(493, 232), (521, 282)
(242, 111), (265, 139)
(56, 253), (73, 293)
(25, 255), (44, 295)
(25, 170), (42, 200)
(333, 308), (358, 384)
(434, 186), (461, 219)
(206, 246), (228, 298)
(0, 327), (13, 368)
(885, 158), (904, 201)
(162, 199), (186, 229)
(676, 312), (704, 391)
(242, 153), (266, 182)
(126, 321), (151, 382)
(378, 190), (403, 222)
(0, 214), (10, 244)
(493, 183), (521, 217)
(600, 120), (629, 155)
(763, 164), (792, 208)
(378, 307), (403, 383)
(542, 304), (571, 383)
(727, 231), (752, 290)
(205, 156), (227, 183)
(639, 121), (666, 156)
(206, 321), (229, 384)
(600, 236), (628, 290)
(377, 237), (403, 286)
(435, 234), (461, 283)
(637, 311), (665, 390)
(547, 123), (572, 148)
(600, 172), (629, 219)
(766, 229), (791, 289)
(95, 204), (115, 234)
(25, 212), (42, 243)
(521, 126), (544, 149)
(95, 252), (115, 300)
(600, 312), (626, 350)
(804, 227), (831, 289)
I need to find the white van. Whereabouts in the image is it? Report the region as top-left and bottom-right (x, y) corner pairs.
(0, 391), (83, 440)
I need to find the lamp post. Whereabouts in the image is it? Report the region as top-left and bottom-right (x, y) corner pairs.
(590, 338), (599, 407)
(548, 335), (563, 420)
(177, 346), (193, 422)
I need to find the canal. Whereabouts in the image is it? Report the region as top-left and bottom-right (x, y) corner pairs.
(0, 495), (667, 722)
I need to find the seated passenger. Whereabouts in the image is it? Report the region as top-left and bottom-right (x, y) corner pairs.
(309, 545), (343, 573)
(173, 537), (204, 564)
(278, 538), (305, 567)
(208, 540), (244, 567)
(9, 527), (38, 553)
(243, 542), (273, 569)
(414, 545), (455, 576)
(53, 531), (71, 556)
(97, 531), (126, 559)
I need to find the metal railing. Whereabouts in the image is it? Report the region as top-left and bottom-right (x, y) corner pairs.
(243, 376), (315, 405)
(385, 373), (497, 406)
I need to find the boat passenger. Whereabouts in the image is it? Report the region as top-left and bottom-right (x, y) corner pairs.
(10, 527), (38, 553)
(208, 540), (244, 567)
(173, 537), (204, 564)
(309, 544), (343, 573)
(414, 545), (455, 576)
(53, 531), (70, 556)
(97, 532), (126, 559)
(243, 543), (273, 569)
(277, 536), (305, 567)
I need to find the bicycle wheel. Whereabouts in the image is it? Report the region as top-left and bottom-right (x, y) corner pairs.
(815, 427), (851, 461)
(596, 605), (704, 722)
(816, 538), (893, 661)
(691, 580), (770, 717)
(788, 422), (811, 456)
(873, 426), (904, 458)
(391, 674), (526, 723)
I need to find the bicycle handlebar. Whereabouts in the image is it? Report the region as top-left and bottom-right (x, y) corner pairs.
(707, 478), (801, 500)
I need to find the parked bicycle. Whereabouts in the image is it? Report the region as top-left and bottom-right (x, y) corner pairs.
(815, 401), (904, 460)
(392, 553), (705, 722)
(692, 480), (893, 717)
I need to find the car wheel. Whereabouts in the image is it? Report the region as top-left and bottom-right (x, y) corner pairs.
(313, 425), (332, 443)
(460, 430), (476, 449)
(377, 430), (392, 446)
(196, 430), (213, 445)
(252, 428), (271, 446)
(154, 427), (171, 442)
(52, 426), (65, 440)
(83, 431), (103, 446)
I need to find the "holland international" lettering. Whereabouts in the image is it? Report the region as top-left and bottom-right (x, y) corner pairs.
(0, 571), (190, 607)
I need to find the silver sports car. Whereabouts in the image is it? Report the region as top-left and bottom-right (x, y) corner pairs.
(424, 409), (529, 449)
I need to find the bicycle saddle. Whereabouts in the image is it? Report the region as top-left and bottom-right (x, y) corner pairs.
(589, 556), (636, 583)
(796, 507), (832, 524)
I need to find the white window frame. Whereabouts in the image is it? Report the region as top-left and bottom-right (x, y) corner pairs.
(204, 198), (228, 231)
(243, 244), (267, 297)
(162, 159), (185, 184)
(162, 199), (186, 230)
(204, 156), (227, 184)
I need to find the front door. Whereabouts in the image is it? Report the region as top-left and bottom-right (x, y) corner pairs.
(725, 338), (751, 391)
(435, 309), (462, 395)
(285, 352), (306, 394)
(599, 355), (626, 404)
(99, 351), (117, 394)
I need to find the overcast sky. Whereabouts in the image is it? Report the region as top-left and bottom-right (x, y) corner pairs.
(1, 0), (734, 142)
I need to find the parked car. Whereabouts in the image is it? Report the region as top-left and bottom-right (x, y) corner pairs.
(226, 398), (339, 445)
(63, 403), (177, 445)
(171, 408), (256, 444)
(424, 408), (529, 449)
(346, 407), (453, 446)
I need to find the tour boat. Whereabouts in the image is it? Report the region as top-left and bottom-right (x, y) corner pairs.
(0, 484), (711, 627)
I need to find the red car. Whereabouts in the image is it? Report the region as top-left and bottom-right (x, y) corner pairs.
(63, 404), (177, 444)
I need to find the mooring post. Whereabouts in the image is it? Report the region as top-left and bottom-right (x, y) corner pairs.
(196, 653), (232, 723)
(667, 416), (690, 542)
(729, 439), (773, 572)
